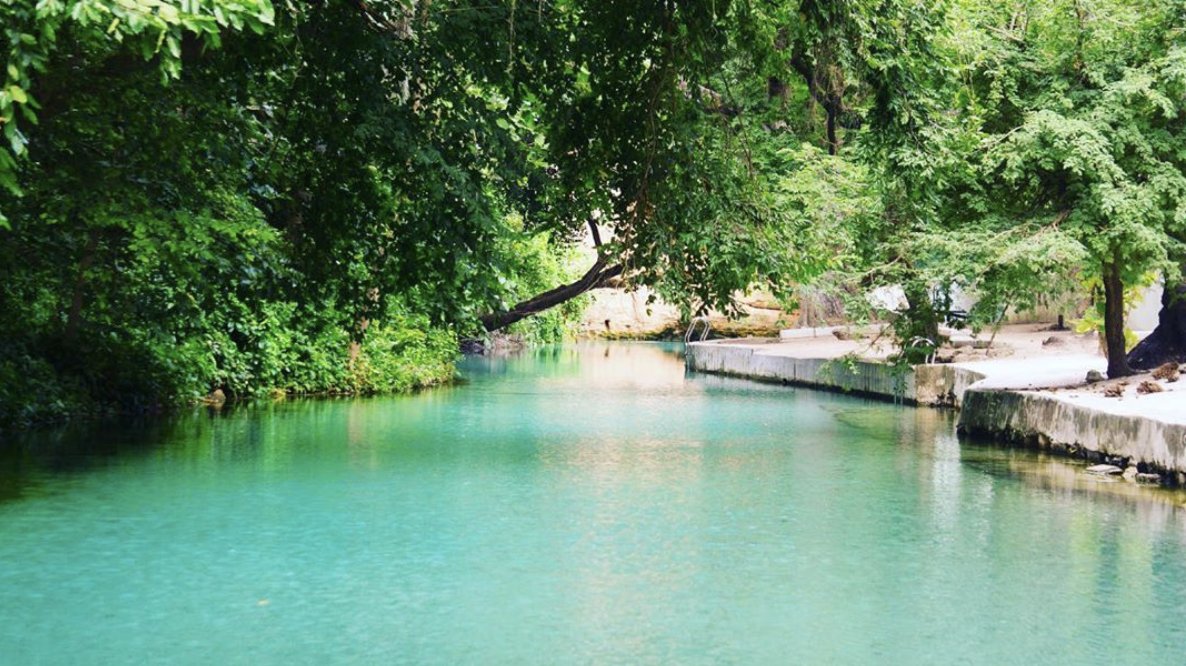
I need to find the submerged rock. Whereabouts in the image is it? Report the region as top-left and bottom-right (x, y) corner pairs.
(1085, 464), (1124, 476)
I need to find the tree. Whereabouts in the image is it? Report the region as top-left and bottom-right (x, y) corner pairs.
(845, 0), (1186, 374)
(962, 0), (1186, 377)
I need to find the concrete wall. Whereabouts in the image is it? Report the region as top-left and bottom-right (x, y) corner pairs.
(688, 340), (1186, 476)
(959, 389), (1186, 477)
(685, 342), (985, 407)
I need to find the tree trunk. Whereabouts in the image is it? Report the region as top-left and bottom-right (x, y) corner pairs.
(480, 259), (622, 332)
(1102, 257), (1131, 378)
(824, 97), (840, 156)
(789, 54), (844, 156)
(900, 282), (940, 363)
(1127, 272), (1186, 370)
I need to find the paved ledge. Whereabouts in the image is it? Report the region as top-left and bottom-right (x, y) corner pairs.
(685, 340), (986, 407)
(958, 389), (1186, 480)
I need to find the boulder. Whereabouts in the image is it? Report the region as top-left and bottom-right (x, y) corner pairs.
(1085, 369), (1105, 384)
(1086, 464), (1124, 476)
(1127, 281), (1186, 370)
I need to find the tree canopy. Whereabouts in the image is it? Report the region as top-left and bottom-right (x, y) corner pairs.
(2, 0), (1184, 424)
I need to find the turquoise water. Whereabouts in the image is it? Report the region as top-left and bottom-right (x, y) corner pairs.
(3, 342), (1186, 664)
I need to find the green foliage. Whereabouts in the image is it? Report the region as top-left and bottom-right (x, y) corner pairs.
(12, 0), (1184, 423)
(0, 0), (275, 224)
(351, 302), (458, 394)
(497, 224), (591, 344)
(823, 0), (1186, 361)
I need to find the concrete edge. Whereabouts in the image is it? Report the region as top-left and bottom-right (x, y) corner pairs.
(958, 389), (1186, 482)
(684, 341), (986, 407)
(685, 340), (1186, 478)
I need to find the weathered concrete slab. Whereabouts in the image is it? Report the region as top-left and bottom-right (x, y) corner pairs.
(685, 341), (985, 407)
(686, 338), (1186, 477)
(959, 389), (1186, 478)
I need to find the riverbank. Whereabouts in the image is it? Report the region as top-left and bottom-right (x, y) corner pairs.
(686, 324), (1186, 482)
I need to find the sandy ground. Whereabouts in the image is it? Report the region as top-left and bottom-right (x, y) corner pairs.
(723, 323), (1186, 426)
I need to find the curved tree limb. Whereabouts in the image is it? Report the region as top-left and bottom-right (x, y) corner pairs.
(480, 259), (623, 331)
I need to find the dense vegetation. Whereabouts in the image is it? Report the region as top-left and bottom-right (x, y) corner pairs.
(2, 0), (1184, 426)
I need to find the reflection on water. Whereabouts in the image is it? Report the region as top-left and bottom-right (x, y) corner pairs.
(2, 342), (1186, 664)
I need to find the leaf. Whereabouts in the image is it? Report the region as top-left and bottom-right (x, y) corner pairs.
(6, 86), (27, 105)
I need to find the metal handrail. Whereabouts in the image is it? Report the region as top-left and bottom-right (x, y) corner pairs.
(906, 336), (937, 364)
(684, 316), (711, 345)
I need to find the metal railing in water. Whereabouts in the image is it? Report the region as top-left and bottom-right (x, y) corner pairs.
(906, 336), (937, 364)
(684, 316), (711, 350)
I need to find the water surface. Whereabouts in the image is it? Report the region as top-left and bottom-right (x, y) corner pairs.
(3, 342), (1186, 664)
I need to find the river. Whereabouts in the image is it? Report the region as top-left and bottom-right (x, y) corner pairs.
(2, 342), (1185, 663)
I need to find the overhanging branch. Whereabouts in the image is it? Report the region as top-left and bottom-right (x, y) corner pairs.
(480, 259), (623, 331)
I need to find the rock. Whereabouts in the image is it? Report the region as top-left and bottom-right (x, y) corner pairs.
(1122, 466), (1138, 480)
(459, 339), (486, 355)
(832, 328), (852, 341)
(1103, 383), (1125, 398)
(1085, 369), (1105, 384)
(1042, 335), (1065, 347)
(1136, 473), (1162, 485)
(1151, 362), (1180, 382)
(1086, 464), (1124, 476)
(204, 388), (226, 406)
(1127, 282), (1186, 370)
(1136, 380), (1164, 395)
